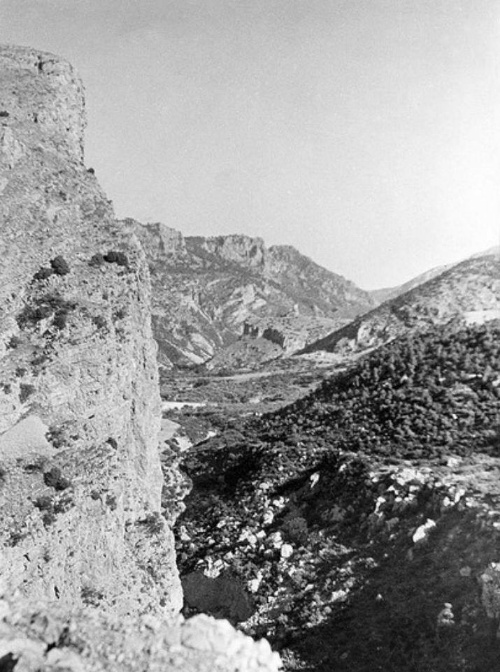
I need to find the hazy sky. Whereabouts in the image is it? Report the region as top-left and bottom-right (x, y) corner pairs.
(1, 0), (498, 288)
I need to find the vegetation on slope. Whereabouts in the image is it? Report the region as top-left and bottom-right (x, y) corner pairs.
(175, 320), (500, 672)
(265, 319), (500, 460)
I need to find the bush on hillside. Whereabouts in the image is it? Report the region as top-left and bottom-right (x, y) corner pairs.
(262, 320), (500, 460)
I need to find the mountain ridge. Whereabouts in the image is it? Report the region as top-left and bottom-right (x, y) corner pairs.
(123, 219), (376, 368)
(301, 248), (500, 356)
(369, 246), (500, 304)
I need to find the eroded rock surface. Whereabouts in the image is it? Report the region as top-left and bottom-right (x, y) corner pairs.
(0, 590), (280, 672)
(0, 45), (280, 671)
(122, 219), (375, 368)
(0, 43), (179, 617)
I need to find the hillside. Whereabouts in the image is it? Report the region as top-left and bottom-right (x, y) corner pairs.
(369, 260), (456, 304)
(264, 320), (500, 459)
(175, 320), (500, 671)
(122, 219), (375, 368)
(370, 247), (500, 304)
(301, 249), (500, 356)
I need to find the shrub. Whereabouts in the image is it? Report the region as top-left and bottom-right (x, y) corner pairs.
(34, 495), (53, 511)
(104, 250), (129, 267)
(137, 512), (164, 535)
(33, 267), (53, 281)
(52, 311), (68, 330)
(19, 384), (35, 403)
(16, 293), (75, 330)
(81, 586), (103, 607)
(50, 256), (70, 276)
(43, 467), (71, 491)
(17, 304), (51, 327)
(113, 308), (127, 321)
(6, 335), (22, 349)
(106, 494), (117, 510)
(89, 253), (104, 267)
(34, 495), (56, 527)
(23, 459), (45, 473)
(46, 426), (65, 449)
(92, 315), (107, 330)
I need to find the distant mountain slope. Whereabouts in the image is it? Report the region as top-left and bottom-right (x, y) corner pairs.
(369, 246), (499, 304)
(122, 220), (375, 367)
(301, 249), (500, 355)
(369, 261), (456, 304)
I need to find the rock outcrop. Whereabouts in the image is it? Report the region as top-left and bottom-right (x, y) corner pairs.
(122, 220), (375, 368)
(0, 591), (280, 672)
(0, 45), (280, 671)
(0, 43), (179, 617)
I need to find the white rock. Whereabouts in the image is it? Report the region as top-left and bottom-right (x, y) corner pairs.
(262, 510), (274, 526)
(412, 519), (436, 544)
(280, 544), (293, 559)
(248, 578), (261, 593)
(309, 472), (320, 488)
(446, 457), (462, 469)
(268, 532), (283, 548)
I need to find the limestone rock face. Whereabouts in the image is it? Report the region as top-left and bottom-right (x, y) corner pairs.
(0, 45), (181, 618)
(0, 593), (281, 672)
(0, 45), (281, 672)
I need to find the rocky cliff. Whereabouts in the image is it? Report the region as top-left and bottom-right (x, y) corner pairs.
(123, 220), (375, 368)
(0, 46), (280, 671)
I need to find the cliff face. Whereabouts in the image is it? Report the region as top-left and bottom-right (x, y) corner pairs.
(0, 45), (181, 617)
(0, 47), (279, 672)
(0, 45), (281, 672)
(123, 220), (375, 368)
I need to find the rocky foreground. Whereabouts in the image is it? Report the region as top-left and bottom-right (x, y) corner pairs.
(0, 46), (279, 671)
(175, 321), (500, 671)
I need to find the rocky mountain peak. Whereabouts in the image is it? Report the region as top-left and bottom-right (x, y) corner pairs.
(186, 233), (268, 268)
(121, 222), (375, 368)
(122, 218), (188, 261)
(0, 45), (86, 164)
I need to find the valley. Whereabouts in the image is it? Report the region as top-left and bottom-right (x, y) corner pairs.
(1, 41), (499, 672)
(162, 318), (500, 672)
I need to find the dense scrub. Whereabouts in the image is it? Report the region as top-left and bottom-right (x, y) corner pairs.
(261, 320), (500, 460)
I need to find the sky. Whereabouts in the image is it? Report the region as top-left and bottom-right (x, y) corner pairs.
(0, 0), (498, 289)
